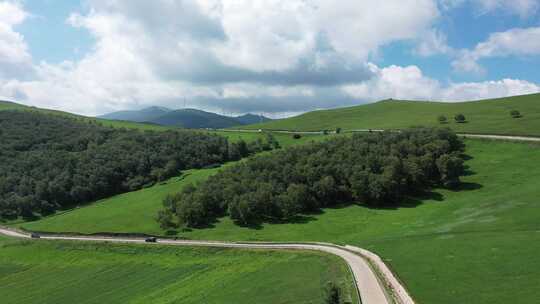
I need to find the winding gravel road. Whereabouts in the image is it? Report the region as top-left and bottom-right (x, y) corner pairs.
(0, 226), (415, 304)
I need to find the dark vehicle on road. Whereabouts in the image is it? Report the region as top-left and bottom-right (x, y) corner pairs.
(30, 233), (40, 239)
(145, 237), (157, 243)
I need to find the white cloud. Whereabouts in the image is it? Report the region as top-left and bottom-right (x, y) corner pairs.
(342, 64), (440, 100)
(343, 63), (540, 102)
(0, 1), (33, 79)
(453, 27), (540, 73)
(415, 29), (453, 56)
(1, 0), (443, 115)
(442, 78), (540, 101)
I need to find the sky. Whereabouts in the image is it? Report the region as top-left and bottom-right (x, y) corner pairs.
(1, 0), (540, 117)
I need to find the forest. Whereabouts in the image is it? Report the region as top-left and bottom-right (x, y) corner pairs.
(159, 128), (466, 228)
(0, 111), (277, 219)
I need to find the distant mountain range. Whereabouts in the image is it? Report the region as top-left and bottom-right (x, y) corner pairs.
(98, 107), (272, 129)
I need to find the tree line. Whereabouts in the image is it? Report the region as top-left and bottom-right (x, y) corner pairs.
(158, 127), (466, 228)
(0, 111), (278, 219)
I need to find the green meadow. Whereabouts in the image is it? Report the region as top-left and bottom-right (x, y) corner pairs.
(245, 93), (540, 136)
(20, 139), (540, 304)
(0, 235), (357, 304)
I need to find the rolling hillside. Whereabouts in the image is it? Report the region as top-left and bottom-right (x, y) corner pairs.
(244, 93), (540, 136)
(0, 100), (28, 110)
(0, 100), (171, 131)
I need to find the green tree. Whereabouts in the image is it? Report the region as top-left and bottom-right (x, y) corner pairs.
(437, 115), (447, 124)
(436, 154), (464, 188)
(157, 209), (176, 230)
(454, 113), (466, 123)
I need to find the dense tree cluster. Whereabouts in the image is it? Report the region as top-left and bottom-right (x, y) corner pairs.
(159, 128), (465, 228)
(0, 111), (277, 219)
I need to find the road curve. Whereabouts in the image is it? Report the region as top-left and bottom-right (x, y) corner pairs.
(0, 226), (414, 304)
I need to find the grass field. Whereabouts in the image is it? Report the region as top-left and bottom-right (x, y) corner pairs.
(0, 235), (357, 304)
(245, 93), (540, 136)
(20, 139), (540, 304)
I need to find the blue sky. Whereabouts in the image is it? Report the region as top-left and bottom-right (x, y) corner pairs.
(1, 0), (539, 116)
(16, 0), (93, 63)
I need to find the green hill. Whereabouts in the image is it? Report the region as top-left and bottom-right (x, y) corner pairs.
(0, 100), (28, 110)
(245, 93), (540, 136)
(0, 100), (171, 131)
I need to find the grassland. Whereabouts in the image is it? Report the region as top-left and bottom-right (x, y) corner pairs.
(245, 93), (540, 136)
(0, 235), (357, 304)
(20, 139), (540, 304)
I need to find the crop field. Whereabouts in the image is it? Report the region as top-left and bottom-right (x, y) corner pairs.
(0, 235), (357, 304)
(20, 139), (540, 304)
(245, 93), (540, 136)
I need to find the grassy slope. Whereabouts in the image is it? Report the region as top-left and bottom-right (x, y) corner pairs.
(0, 100), (171, 131)
(22, 139), (540, 304)
(245, 93), (540, 136)
(0, 235), (357, 304)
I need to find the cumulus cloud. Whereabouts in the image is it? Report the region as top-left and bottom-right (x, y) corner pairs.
(0, 0), (538, 117)
(342, 64), (440, 100)
(0, 1), (33, 79)
(453, 27), (540, 73)
(442, 78), (540, 101)
(343, 63), (540, 102)
(1, 0), (442, 115)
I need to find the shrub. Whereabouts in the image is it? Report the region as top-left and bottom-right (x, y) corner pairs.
(510, 110), (522, 118)
(454, 113), (466, 123)
(437, 115), (448, 124)
(336, 127), (342, 134)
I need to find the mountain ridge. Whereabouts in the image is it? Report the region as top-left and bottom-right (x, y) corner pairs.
(98, 107), (273, 129)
